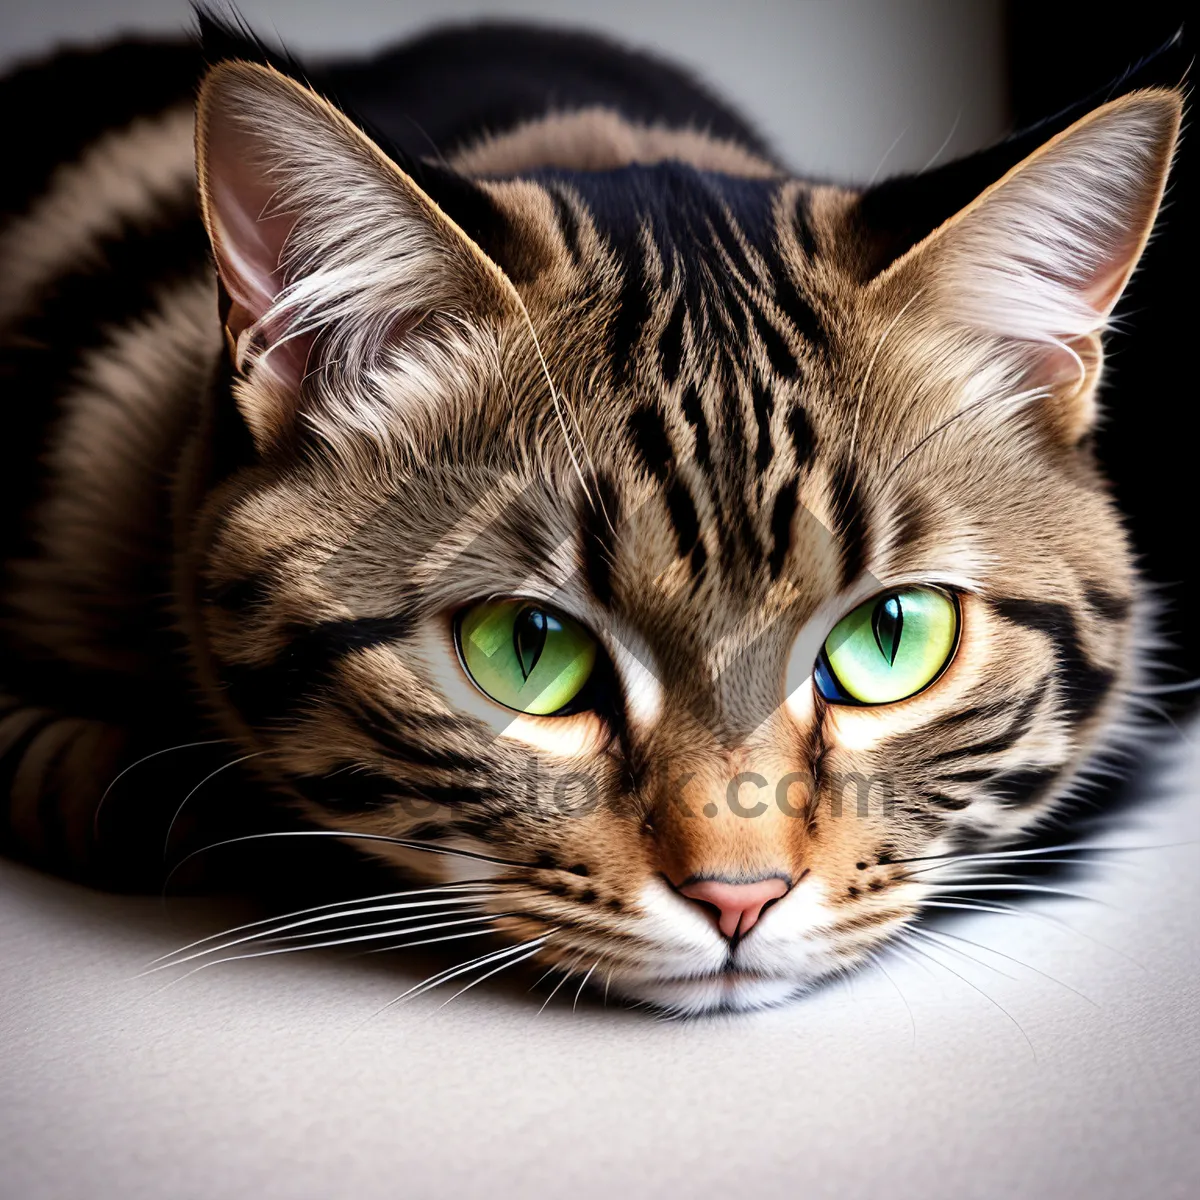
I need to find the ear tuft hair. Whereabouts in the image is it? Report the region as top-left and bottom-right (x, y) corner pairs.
(195, 60), (516, 451)
(870, 89), (1181, 443)
(932, 91), (1181, 345)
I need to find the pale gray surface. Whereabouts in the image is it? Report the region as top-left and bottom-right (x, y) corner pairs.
(0, 0), (1006, 179)
(3, 4), (1197, 1199)
(2, 724), (1198, 1200)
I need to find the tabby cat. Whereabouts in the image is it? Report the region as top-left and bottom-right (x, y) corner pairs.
(0, 19), (1182, 1013)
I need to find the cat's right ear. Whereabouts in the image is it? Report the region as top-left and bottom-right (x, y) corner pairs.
(865, 89), (1181, 445)
(195, 60), (517, 451)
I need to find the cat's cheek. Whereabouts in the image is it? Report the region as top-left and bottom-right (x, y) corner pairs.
(492, 712), (608, 759)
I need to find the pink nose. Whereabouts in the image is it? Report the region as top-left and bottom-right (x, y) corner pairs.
(678, 877), (790, 939)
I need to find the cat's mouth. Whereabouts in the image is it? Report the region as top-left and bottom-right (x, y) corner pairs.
(602, 961), (806, 1015)
(613, 969), (803, 1015)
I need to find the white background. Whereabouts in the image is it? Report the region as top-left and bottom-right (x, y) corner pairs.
(2, 3), (1197, 1199)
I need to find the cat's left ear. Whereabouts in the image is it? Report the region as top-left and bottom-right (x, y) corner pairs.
(870, 90), (1181, 445)
(195, 60), (518, 451)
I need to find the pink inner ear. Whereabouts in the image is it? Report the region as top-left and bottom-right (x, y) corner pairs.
(209, 175), (289, 320)
(203, 105), (310, 390)
(1081, 228), (1148, 320)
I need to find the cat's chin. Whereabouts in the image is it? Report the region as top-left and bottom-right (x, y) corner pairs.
(610, 971), (807, 1016)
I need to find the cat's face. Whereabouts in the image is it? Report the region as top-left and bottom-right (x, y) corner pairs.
(191, 63), (1177, 1012)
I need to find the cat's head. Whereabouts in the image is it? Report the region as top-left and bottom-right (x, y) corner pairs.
(190, 59), (1180, 1013)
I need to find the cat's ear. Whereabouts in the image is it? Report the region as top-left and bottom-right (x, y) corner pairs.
(869, 90), (1181, 444)
(195, 60), (515, 450)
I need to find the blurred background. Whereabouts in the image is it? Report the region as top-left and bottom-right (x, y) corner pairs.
(0, 0), (1193, 678)
(1, 1), (1009, 179)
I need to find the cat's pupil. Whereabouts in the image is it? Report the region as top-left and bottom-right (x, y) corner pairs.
(513, 607), (549, 680)
(872, 596), (904, 666)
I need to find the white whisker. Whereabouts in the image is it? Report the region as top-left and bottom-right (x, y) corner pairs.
(921, 900), (1143, 967)
(162, 751), (266, 860)
(930, 883), (1102, 904)
(891, 941), (1037, 1060)
(912, 926), (1097, 1007)
(573, 959), (601, 1012)
(901, 929), (1016, 981)
(907, 857), (1136, 877)
(428, 943), (547, 1015)
(355, 936), (552, 1031)
(897, 839), (1190, 867)
(538, 952), (586, 1016)
(94, 738), (231, 838)
(164, 830), (535, 890)
(874, 957), (917, 1045)
(146, 882), (503, 967)
(147, 920), (508, 992)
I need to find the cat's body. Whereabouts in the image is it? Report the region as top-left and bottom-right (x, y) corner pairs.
(0, 21), (1182, 1012)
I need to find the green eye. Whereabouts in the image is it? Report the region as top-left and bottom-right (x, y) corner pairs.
(815, 586), (959, 705)
(456, 599), (598, 716)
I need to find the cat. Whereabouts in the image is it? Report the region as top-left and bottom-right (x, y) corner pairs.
(0, 16), (1183, 1014)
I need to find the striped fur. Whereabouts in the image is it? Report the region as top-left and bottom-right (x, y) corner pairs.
(0, 26), (1181, 1012)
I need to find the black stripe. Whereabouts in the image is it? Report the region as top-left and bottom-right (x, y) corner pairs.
(0, 199), (209, 566)
(222, 612), (419, 726)
(706, 202), (759, 287)
(296, 769), (497, 812)
(751, 378), (774, 476)
(0, 40), (201, 221)
(665, 480), (701, 557)
(937, 767), (996, 784)
(736, 509), (763, 569)
(828, 463), (868, 587)
(658, 294), (686, 385)
(1083, 583), (1132, 624)
(786, 404), (816, 470)
(894, 494), (927, 548)
(790, 189), (820, 261)
(991, 598), (1116, 724)
(680, 384), (712, 473)
(344, 700), (482, 774)
(208, 568), (280, 614)
(580, 474), (620, 607)
(929, 697), (1025, 731)
(751, 300), (799, 379)
(989, 766), (1059, 808)
(722, 266), (798, 378)
(768, 478), (798, 579)
(769, 214), (826, 353)
(548, 185), (583, 264)
(929, 692), (1042, 765)
(926, 793), (971, 811)
(706, 269), (750, 348)
(626, 404), (674, 481)
(717, 382), (751, 569)
(610, 246), (650, 385)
